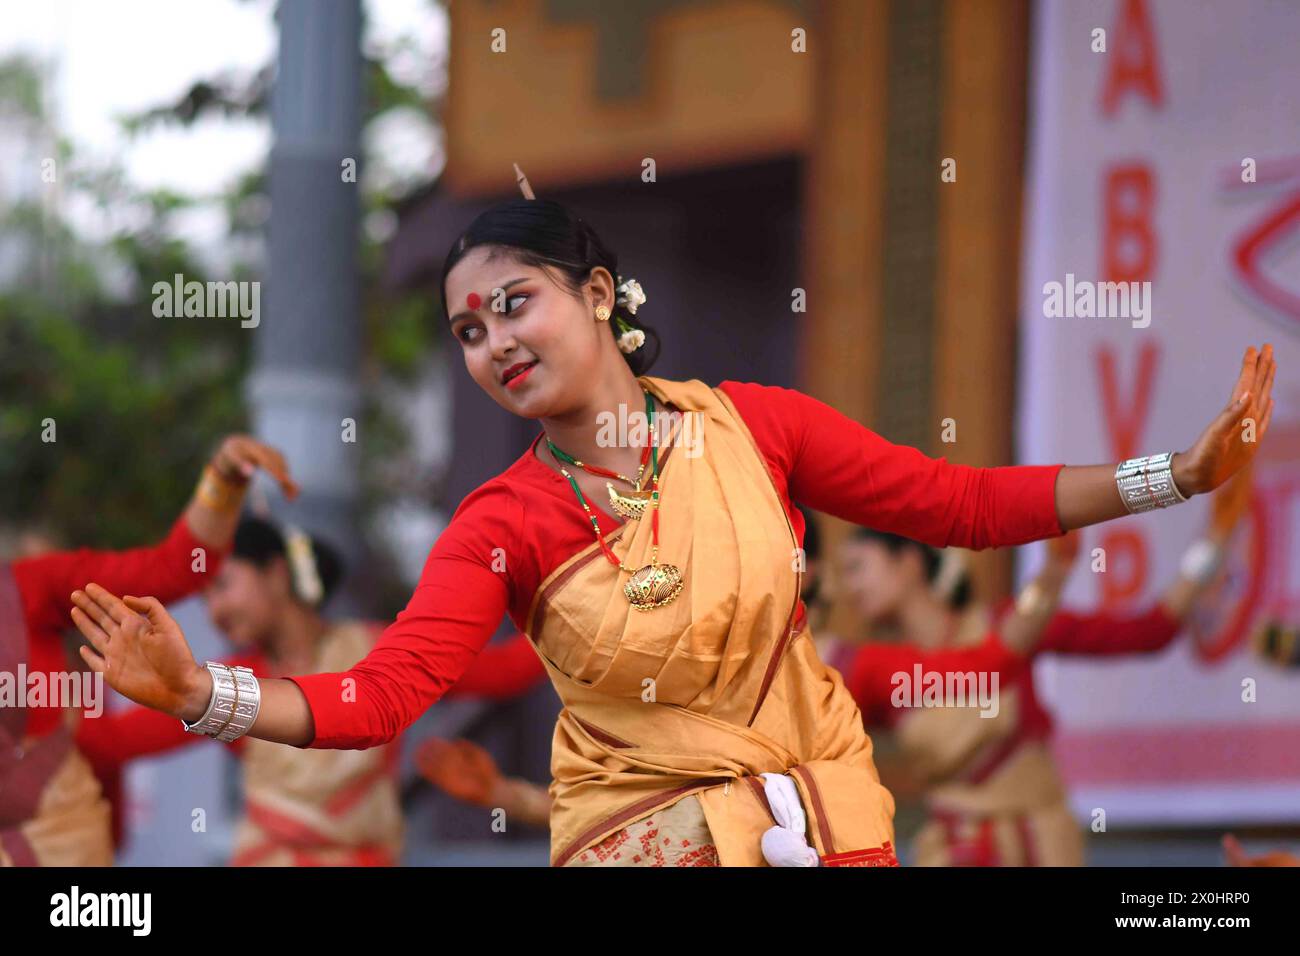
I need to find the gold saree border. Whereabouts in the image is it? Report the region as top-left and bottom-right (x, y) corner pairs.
(553, 776), (731, 868)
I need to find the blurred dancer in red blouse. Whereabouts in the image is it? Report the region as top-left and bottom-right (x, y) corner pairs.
(77, 519), (544, 864)
(76, 517), (408, 866)
(0, 436), (296, 866)
(833, 468), (1255, 865)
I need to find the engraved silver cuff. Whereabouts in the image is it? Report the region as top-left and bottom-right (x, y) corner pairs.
(181, 662), (261, 743)
(1115, 452), (1188, 514)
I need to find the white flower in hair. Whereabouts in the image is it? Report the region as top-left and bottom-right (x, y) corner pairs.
(615, 277), (646, 315)
(617, 328), (646, 354)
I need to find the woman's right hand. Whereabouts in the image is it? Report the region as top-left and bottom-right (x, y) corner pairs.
(71, 583), (211, 721)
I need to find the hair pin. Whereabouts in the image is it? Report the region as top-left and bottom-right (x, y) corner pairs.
(513, 162), (536, 200)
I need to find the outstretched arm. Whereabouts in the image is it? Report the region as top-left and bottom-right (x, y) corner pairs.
(843, 633), (1025, 726)
(14, 435), (298, 633)
(1051, 345), (1273, 529)
(1038, 464), (1256, 657)
(75, 651), (262, 766)
(70, 485), (522, 751)
(728, 343), (1274, 549)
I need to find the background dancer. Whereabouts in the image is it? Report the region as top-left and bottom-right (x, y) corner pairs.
(834, 469), (1255, 865)
(0, 436), (295, 866)
(76, 517), (404, 866)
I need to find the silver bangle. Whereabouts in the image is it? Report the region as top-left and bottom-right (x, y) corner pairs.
(1179, 539), (1224, 585)
(181, 662), (261, 742)
(1115, 452), (1189, 514)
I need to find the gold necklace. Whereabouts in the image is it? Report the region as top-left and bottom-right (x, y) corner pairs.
(546, 390), (683, 610)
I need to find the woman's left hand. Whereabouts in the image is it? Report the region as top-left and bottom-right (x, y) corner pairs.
(1174, 345), (1276, 496)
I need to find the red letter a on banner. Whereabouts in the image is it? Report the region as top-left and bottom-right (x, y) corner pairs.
(1100, 0), (1165, 116)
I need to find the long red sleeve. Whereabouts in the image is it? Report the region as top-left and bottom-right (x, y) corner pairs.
(13, 514), (227, 635)
(12, 514), (229, 739)
(718, 381), (1065, 550)
(843, 635), (1025, 728)
(77, 703), (205, 767)
(1036, 603), (1182, 656)
(287, 482), (522, 749)
(445, 633), (546, 700)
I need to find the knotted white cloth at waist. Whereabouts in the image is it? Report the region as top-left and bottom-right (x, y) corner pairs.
(759, 772), (820, 867)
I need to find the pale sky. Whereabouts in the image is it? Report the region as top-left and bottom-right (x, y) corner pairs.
(1, 0), (446, 247)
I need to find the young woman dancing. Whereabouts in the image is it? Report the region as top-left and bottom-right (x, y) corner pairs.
(68, 192), (1276, 867)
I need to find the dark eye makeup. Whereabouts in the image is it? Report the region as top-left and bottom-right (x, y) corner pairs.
(454, 293), (529, 343)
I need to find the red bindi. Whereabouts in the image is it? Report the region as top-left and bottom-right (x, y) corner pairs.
(466, 291), (482, 311)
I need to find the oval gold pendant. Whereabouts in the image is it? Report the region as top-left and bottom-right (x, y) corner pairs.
(607, 482), (653, 520)
(623, 563), (683, 611)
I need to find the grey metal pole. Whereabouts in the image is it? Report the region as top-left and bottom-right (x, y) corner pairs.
(248, 0), (365, 609)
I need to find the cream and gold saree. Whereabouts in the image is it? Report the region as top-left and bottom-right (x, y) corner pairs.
(525, 376), (897, 867)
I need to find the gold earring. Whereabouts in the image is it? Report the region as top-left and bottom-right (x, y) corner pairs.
(595, 306), (611, 322)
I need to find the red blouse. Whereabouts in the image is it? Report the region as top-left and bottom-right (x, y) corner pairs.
(1007, 598), (1181, 740)
(290, 380), (1067, 750)
(844, 599), (1181, 738)
(12, 515), (225, 739)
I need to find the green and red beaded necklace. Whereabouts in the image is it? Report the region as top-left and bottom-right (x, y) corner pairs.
(546, 388), (684, 611)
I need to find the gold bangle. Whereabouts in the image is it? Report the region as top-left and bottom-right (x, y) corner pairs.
(196, 464), (246, 514)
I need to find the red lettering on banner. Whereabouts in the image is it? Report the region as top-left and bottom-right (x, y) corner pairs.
(1103, 165), (1157, 283)
(1100, 0), (1165, 116)
(1230, 190), (1300, 327)
(1095, 343), (1159, 608)
(1097, 341), (1159, 460)
(1092, 1), (1167, 613)
(1099, 528), (1149, 608)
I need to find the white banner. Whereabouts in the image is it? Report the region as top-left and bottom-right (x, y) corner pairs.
(1018, 0), (1300, 825)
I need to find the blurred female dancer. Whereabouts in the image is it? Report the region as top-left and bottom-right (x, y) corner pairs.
(0, 436), (295, 866)
(76, 518), (404, 866)
(69, 189), (1276, 867)
(834, 469), (1254, 865)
